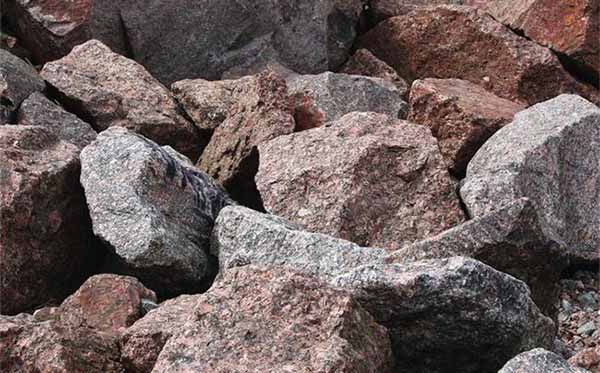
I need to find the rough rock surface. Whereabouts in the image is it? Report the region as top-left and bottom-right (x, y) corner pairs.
(408, 78), (525, 176)
(40, 40), (202, 160)
(80, 127), (233, 296)
(287, 72), (408, 130)
(197, 72), (295, 210)
(366, 0), (470, 25)
(120, 0), (363, 84)
(499, 348), (589, 373)
(460, 94), (600, 264)
(256, 112), (465, 250)
(17, 92), (97, 149)
(359, 5), (599, 106)
(0, 49), (45, 123)
(0, 125), (99, 315)
(340, 48), (409, 97)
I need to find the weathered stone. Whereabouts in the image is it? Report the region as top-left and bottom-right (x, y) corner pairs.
(366, 0), (470, 25)
(197, 72), (295, 210)
(0, 125), (99, 315)
(80, 127), (233, 296)
(287, 72), (408, 130)
(460, 94), (600, 265)
(40, 40), (203, 161)
(359, 5), (599, 106)
(256, 112), (465, 251)
(408, 78), (525, 176)
(0, 49), (45, 124)
(499, 348), (589, 373)
(17, 92), (97, 149)
(340, 48), (409, 98)
(569, 346), (600, 371)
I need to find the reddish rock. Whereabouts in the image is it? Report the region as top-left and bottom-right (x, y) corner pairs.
(568, 346), (600, 371)
(256, 112), (466, 251)
(197, 71), (295, 209)
(367, 0), (469, 25)
(40, 40), (203, 161)
(359, 5), (599, 106)
(408, 78), (525, 176)
(0, 125), (99, 315)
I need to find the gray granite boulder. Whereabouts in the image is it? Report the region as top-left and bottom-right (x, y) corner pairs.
(499, 348), (589, 373)
(460, 94), (600, 264)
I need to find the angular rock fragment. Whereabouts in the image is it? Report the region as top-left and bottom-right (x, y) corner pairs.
(41, 40), (203, 160)
(460, 94), (600, 264)
(366, 0), (471, 25)
(359, 5), (599, 106)
(256, 112), (465, 250)
(17, 92), (97, 149)
(408, 78), (525, 176)
(287, 72), (408, 130)
(197, 72), (295, 210)
(499, 348), (589, 373)
(80, 127), (233, 296)
(0, 125), (99, 315)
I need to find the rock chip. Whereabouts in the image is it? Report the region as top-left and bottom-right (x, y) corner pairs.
(197, 71), (295, 210)
(40, 40), (202, 160)
(80, 127), (233, 296)
(256, 112), (465, 251)
(0, 125), (99, 315)
(460, 94), (600, 264)
(569, 346), (600, 371)
(287, 72), (408, 130)
(499, 348), (589, 373)
(17, 92), (97, 149)
(408, 78), (525, 176)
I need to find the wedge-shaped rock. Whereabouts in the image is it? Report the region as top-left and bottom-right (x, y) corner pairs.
(287, 72), (408, 130)
(460, 95), (600, 264)
(0, 49), (44, 123)
(0, 125), (99, 315)
(499, 348), (589, 373)
(80, 127), (233, 296)
(256, 112), (465, 250)
(41, 40), (202, 160)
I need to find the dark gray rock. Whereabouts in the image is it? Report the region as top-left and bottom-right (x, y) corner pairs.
(460, 94), (600, 265)
(499, 348), (589, 373)
(80, 127), (233, 296)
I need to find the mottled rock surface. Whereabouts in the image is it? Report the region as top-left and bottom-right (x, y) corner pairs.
(41, 40), (202, 160)
(287, 72), (408, 130)
(197, 72), (295, 210)
(460, 94), (600, 264)
(499, 348), (589, 373)
(80, 127), (232, 296)
(0, 125), (99, 315)
(408, 78), (525, 176)
(17, 92), (97, 149)
(366, 0), (470, 24)
(256, 112), (465, 251)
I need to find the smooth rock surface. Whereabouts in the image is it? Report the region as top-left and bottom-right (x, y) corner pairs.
(256, 112), (465, 251)
(460, 94), (600, 264)
(499, 348), (589, 373)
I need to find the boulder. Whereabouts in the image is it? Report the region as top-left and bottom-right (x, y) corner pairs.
(40, 40), (203, 161)
(0, 49), (45, 124)
(0, 125), (99, 315)
(359, 5), (599, 106)
(256, 112), (465, 251)
(408, 78), (525, 176)
(80, 127), (233, 296)
(287, 72), (408, 130)
(366, 0), (470, 25)
(499, 348), (589, 373)
(460, 94), (600, 265)
(197, 72), (295, 210)
(17, 92), (97, 149)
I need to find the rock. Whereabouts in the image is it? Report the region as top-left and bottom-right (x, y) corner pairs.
(0, 49), (45, 123)
(287, 72), (408, 130)
(17, 92), (97, 149)
(40, 40), (203, 161)
(366, 0), (469, 25)
(500, 348), (589, 373)
(0, 125), (99, 315)
(387, 198), (567, 319)
(213, 206), (555, 373)
(359, 5), (599, 106)
(569, 346), (600, 371)
(197, 71), (295, 210)
(577, 292), (598, 310)
(408, 78), (525, 176)
(339, 48), (409, 98)
(0, 314), (124, 372)
(576, 321), (596, 336)
(256, 112), (465, 250)
(460, 94), (600, 264)
(120, 0), (363, 84)
(80, 127), (233, 296)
